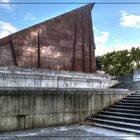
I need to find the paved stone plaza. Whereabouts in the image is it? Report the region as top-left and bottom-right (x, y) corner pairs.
(0, 124), (139, 140)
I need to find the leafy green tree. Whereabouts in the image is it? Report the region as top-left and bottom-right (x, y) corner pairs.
(100, 47), (140, 76)
(130, 47), (140, 68)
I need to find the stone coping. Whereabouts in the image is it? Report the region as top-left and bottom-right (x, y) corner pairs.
(0, 88), (133, 96)
(0, 66), (112, 79)
(0, 87), (132, 92)
(0, 74), (117, 83)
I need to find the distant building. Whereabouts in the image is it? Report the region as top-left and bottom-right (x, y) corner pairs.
(0, 4), (96, 73)
(133, 69), (140, 81)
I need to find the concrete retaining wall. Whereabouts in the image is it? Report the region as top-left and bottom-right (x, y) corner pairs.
(0, 88), (132, 132)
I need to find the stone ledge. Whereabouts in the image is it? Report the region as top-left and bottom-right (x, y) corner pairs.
(0, 87), (133, 95)
(0, 67), (118, 89)
(0, 66), (112, 79)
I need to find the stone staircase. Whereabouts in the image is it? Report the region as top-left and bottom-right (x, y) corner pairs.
(85, 90), (140, 134)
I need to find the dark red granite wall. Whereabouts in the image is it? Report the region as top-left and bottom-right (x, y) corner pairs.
(0, 41), (16, 66)
(0, 4), (96, 73)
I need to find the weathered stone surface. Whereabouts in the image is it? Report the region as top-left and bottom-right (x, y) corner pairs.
(0, 88), (132, 132)
(0, 67), (118, 89)
(0, 4), (96, 73)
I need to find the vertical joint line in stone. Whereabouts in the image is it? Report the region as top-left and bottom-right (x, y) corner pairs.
(81, 9), (85, 72)
(88, 13), (92, 72)
(38, 28), (40, 68)
(72, 14), (77, 71)
(10, 40), (18, 66)
(90, 11), (96, 73)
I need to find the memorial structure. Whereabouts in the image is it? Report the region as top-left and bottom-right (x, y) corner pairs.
(0, 4), (131, 132)
(0, 4), (96, 73)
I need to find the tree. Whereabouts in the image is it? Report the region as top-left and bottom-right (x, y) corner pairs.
(130, 47), (140, 69)
(100, 47), (140, 76)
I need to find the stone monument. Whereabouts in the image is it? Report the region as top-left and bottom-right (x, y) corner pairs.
(0, 4), (96, 73)
(0, 4), (130, 132)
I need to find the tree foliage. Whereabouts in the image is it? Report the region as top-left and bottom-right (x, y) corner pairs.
(99, 47), (140, 76)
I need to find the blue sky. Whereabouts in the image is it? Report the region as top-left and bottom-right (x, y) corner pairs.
(1, 0), (140, 56)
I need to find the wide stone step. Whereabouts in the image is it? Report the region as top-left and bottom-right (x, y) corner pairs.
(117, 102), (140, 106)
(85, 122), (140, 134)
(126, 96), (140, 99)
(123, 97), (140, 101)
(134, 91), (140, 94)
(101, 111), (140, 119)
(107, 107), (140, 114)
(125, 97), (140, 100)
(84, 91), (140, 134)
(120, 99), (140, 103)
(127, 95), (140, 97)
(133, 93), (140, 95)
(90, 114), (140, 124)
(111, 104), (140, 110)
(91, 118), (140, 130)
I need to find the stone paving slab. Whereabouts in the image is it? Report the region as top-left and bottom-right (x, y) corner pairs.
(0, 124), (139, 140)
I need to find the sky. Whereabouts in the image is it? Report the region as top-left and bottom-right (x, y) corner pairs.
(1, 0), (140, 56)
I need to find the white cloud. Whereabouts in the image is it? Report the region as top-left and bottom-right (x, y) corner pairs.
(94, 31), (110, 56)
(120, 10), (140, 28)
(23, 13), (37, 21)
(0, 0), (12, 10)
(95, 31), (109, 44)
(94, 30), (110, 56)
(0, 21), (17, 38)
(95, 41), (140, 56)
(0, 30), (10, 38)
(95, 46), (113, 56)
(120, 10), (127, 17)
(0, 21), (16, 32)
(93, 26), (98, 33)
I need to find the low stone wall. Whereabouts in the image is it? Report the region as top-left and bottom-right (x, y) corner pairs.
(0, 88), (132, 132)
(0, 67), (118, 89)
